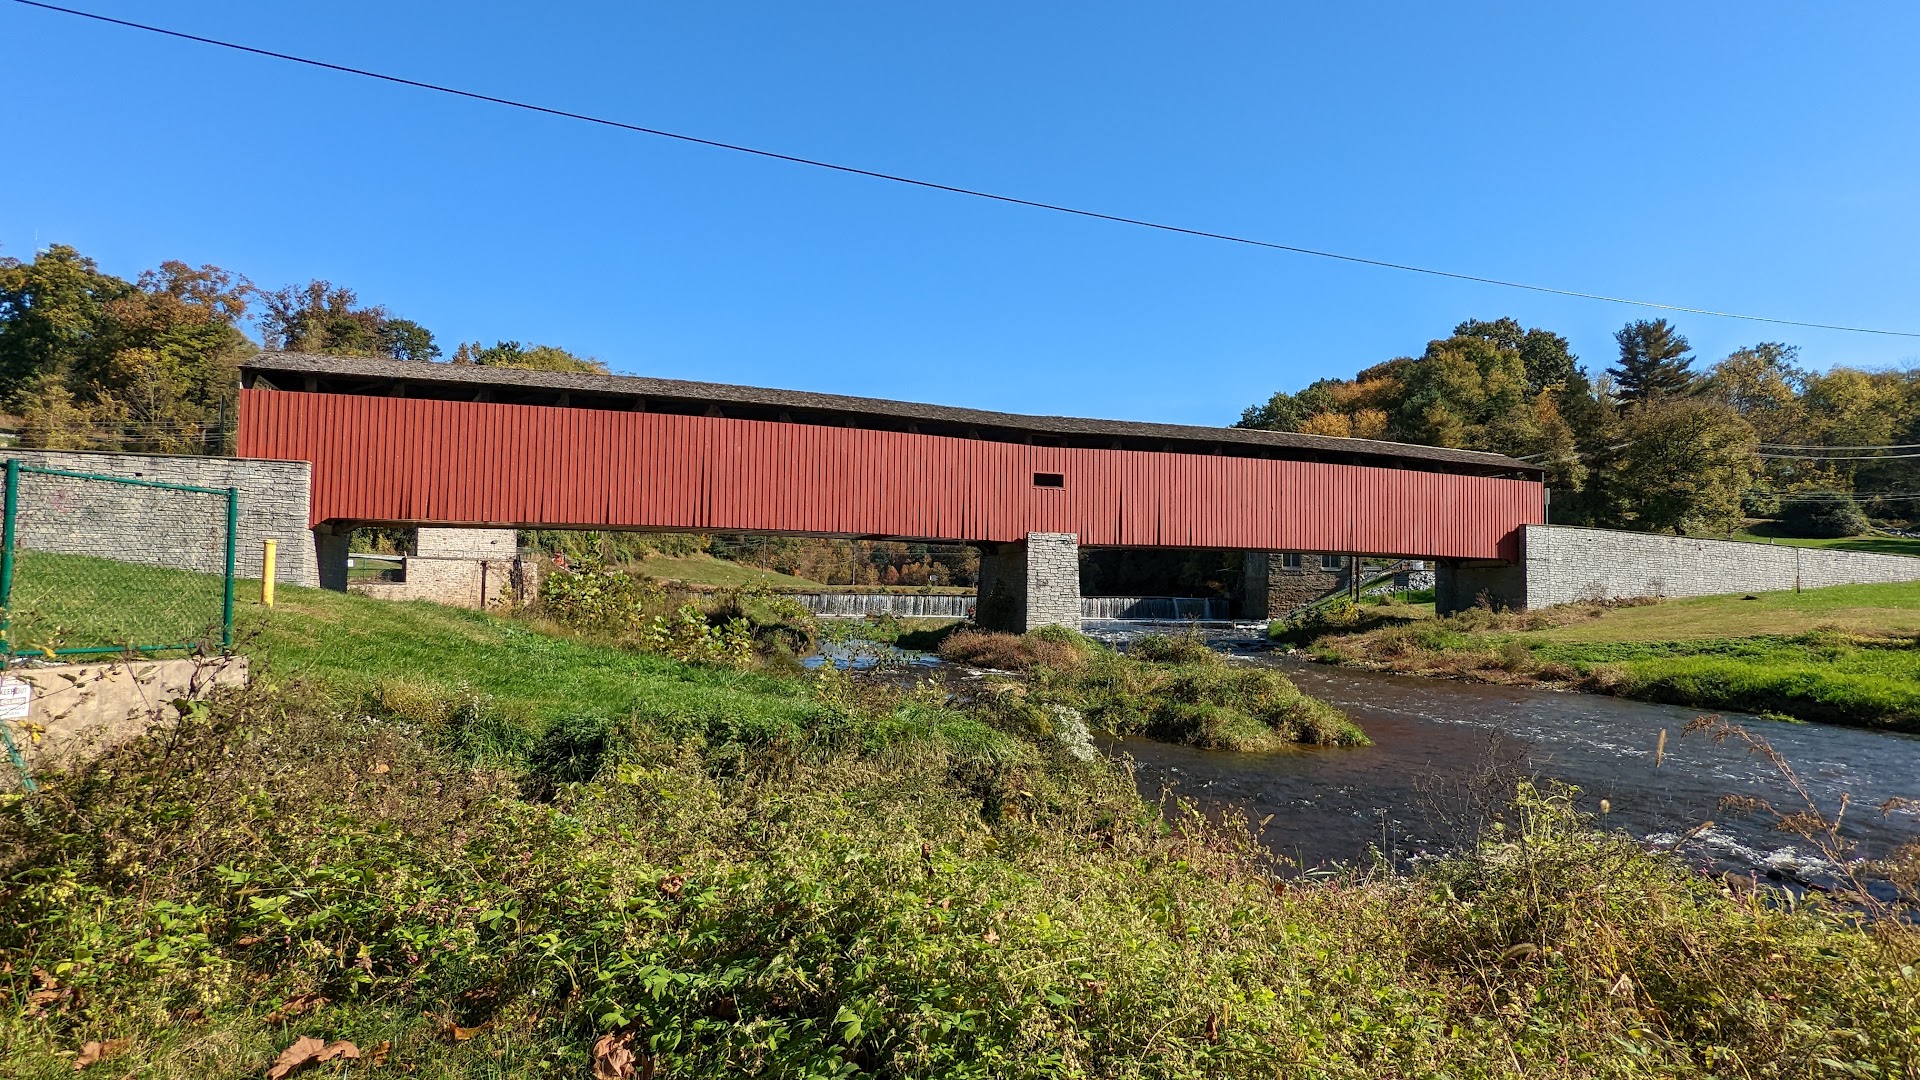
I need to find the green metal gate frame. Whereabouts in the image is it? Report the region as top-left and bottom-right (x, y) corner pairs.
(0, 458), (238, 661)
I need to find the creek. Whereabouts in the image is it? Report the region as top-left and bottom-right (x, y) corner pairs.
(812, 621), (1920, 888)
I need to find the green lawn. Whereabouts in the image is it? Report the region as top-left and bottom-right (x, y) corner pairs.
(1729, 520), (1920, 557)
(633, 552), (827, 589)
(1313, 579), (1920, 730)
(3, 549), (230, 654)
(1528, 579), (1920, 642)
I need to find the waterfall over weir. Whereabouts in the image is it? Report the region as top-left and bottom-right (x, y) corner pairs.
(1080, 596), (1230, 621)
(788, 593), (975, 618)
(785, 593), (1231, 622)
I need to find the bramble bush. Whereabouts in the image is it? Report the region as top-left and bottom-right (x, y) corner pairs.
(3, 677), (1915, 1079)
(537, 560), (665, 633)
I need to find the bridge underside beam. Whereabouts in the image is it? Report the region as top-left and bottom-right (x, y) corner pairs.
(974, 532), (1081, 633)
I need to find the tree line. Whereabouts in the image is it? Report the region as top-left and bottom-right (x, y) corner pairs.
(0, 244), (607, 453)
(1236, 317), (1918, 536)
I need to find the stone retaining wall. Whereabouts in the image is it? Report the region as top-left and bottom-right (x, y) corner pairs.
(1523, 524), (1920, 607)
(1437, 524), (1920, 613)
(4, 450), (317, 586)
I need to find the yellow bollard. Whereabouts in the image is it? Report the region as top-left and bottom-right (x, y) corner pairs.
(262, 539), (278, 607)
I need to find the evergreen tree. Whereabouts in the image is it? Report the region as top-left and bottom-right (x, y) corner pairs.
(1608, 319), (1695, 402)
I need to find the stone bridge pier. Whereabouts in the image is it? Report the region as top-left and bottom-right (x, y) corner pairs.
(973, 532), (1081, 633)
(316, 526), (539, 609)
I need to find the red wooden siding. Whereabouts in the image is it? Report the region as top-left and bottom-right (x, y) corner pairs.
(238, 390), (1541, 560)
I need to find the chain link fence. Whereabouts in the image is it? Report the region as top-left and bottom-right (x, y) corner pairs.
(1, 460), (237, 659)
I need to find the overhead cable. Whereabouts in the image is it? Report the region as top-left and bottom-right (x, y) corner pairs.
(9, 0), (1920, 338)
(1758, 442), (1920, 451)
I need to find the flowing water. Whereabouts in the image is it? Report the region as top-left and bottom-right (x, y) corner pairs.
(1079, 596), (1232, 621)
(788, 593), (974, 618)
(814, 621), (1920, 887)
(1083, 623), (1920, 887)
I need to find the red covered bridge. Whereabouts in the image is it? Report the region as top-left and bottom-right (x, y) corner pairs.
(237, 354), (1544, 628)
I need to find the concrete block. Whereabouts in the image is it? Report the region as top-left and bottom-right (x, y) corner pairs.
(1, 656), (248, 788)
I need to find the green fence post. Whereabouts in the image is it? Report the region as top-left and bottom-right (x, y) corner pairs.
(222, 486), (238, 650)
(1, 458), (16, 663)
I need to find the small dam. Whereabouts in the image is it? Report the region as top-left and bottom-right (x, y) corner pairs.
(1080, 596), (1231, 621)
(787, 593), (975, 618)
(785, 593), (1233, 622)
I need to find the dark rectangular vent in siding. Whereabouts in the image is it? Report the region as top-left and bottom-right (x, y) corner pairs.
(1034, 472), (1065, 488)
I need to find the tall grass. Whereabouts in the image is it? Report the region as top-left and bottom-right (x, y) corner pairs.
(2, 678), (1913, 1078)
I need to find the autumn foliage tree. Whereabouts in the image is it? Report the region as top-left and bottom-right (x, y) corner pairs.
(1, 246), (254, 452)
(1236, 316), (1920, 535)
(257, 280), (439, 361)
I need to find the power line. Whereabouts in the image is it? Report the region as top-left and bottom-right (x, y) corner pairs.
(1759, 442), (1920, 451)
(11, 0), (1920, 340)
(1757, 451), (1920, 461)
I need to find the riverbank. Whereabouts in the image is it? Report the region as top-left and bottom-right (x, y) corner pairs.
(1299, 581), (1920, 732)
(4, 590), (1919, 1076)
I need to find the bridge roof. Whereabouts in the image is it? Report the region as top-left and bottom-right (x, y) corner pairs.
(242, 352), (1542, 479)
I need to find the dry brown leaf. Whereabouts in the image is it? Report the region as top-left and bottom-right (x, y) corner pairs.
(658, 874), (686, 898)
(234, 935), (265, 947)
(369, 1040), (392, 1066)
(26, 986), (73, 1017)
(316, 1041), (360, 1063)
(981, 928), (1000, 946)
(265, 993), (328, 1024)
(73, 1038), (130, 1071)
(372, 762), (391, 774)
(592, 1031), (636, 1080)
(266, 1036), (326, 1080)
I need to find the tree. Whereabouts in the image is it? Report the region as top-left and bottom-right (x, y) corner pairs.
(1614, 397), (1755, 534)
(1703, 343), (1806, 444)
(1609, 319), (1695, 402)
(1235, 378), (1343, 431)
(1778, 494), (1868, 538)
(3, 249), (253, 451)
(1454, 317), (1578, 394)
(0, 245), (135, 409)
(378, 318), (440, 362)
(258, 280), (437, 362)
(451, 340), (608, 374)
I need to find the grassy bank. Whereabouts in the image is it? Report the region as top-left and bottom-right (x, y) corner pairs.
(1306, 581), (1920, 732)
(940, 628), (1369, 752)
(5, 590), (1919, 1076)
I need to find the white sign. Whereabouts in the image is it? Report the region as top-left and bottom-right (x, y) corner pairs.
(0, 676), (29, 721)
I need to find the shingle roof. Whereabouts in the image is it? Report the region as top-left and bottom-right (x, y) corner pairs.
(241, 352), (1542, 478)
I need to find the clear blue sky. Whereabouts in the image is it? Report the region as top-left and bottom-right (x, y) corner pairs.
(4, 2), (1916, 425)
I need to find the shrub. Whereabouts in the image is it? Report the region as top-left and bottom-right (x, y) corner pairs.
(1126, 631), (1219, 666)
(703, 587), (818, 656)
(938, 627), (1095, 671)
(1064, 645), (1366, 751)
(1779, 495), (1870, 538)
(639, 603), (755, 668)
(538, 560), (665, 632)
